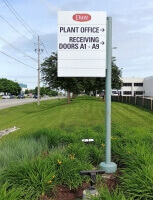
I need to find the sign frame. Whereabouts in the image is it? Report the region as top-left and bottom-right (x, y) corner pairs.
(58, 11), (107, 77)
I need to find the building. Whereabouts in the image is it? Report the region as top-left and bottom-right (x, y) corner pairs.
(143, 76), (153, 97)
(119, 76), (153, 97)
(19, 83), (27, 94)
(121, 78), (144, 96)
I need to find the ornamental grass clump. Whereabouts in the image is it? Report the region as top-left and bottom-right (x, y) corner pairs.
(55, 156), (92, 190)
(120, 165), (153, 199)
(87, 145), (105, 166)
(26, 128), (78, 148)
(66, 142), (90, 162)
(0, 136), (48, 174)
(118, 142), (153, 199)
(111, 125), (153, 199)
(0, 182), (26, 200)
(0, 156), (57, 199)
(90, 186), (127, 200)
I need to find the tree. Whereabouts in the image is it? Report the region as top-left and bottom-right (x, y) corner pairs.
(41, 52), (122, 101)
(82, 77), (105, 96)
(111, 57), (122, 89)
(25, 89), (29, 94)
(82, 57), (122, 96)
(41, 52), (83, 103)
(0, 78), (21, 95)
(34, 86), (58, 96)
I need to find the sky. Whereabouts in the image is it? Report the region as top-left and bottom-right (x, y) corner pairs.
(0, 0), (153, 89)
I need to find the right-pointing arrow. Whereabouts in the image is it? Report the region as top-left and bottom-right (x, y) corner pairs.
(100, 28), (105, 32)
(100, 41), (105, 45)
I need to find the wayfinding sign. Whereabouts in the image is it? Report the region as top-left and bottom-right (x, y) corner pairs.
(58, 11), (106, 77)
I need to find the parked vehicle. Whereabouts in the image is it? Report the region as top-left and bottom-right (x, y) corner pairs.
(33, 94), (41, 99)
(10, 95), (15, 99)
(2, 95), (10, 99)
(17, 94), (25, 99)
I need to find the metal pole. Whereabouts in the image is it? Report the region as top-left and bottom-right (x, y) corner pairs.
(105, 17), (112, 164)
(99, 17), (117, 173)
(37, 36), (40, 105)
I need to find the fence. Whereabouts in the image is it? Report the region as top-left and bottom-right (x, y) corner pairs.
(111, 96), (153, 111)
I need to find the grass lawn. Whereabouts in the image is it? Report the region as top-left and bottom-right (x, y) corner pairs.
(0, 96), (153, 200)
(0, 97), (105, 141)
(1, 96), (153, 142)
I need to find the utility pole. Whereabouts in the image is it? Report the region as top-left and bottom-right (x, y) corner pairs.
(37, 36), (41, 105)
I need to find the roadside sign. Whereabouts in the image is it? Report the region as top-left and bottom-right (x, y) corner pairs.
(58, 11), (106, 77)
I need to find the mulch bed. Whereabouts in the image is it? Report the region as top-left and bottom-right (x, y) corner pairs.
(39, 183), (90, 200)
(39, 170), (121, 200)
(52, 183), (90, 200)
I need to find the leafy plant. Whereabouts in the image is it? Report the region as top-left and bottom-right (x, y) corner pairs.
(0, 182), (24, 200)
(0, 136), (48, 174)
(55, 156), (92, 190)
(0, 157), (57, 199)
(90, 186), (129, 200)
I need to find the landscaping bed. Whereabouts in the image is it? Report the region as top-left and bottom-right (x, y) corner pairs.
(0, 97), (153, 199)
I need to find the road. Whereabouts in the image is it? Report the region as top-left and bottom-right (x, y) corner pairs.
(0, 97), (61, 110)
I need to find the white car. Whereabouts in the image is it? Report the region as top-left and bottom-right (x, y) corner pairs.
(2, 95), (10, 99)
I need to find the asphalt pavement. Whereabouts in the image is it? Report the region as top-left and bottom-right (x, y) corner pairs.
(0, 97), (61, 110)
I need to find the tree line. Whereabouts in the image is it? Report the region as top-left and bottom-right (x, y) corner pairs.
(0, 52), (122, 101)
(0, 78), (58, 97)
(25, 87), (58, 97)
(0, 78), (21, 95)
(41, 52), (122, 103)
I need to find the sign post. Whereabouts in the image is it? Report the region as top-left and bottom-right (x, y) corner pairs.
(99, 17), (117, 173)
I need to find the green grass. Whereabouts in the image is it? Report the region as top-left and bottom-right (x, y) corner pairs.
(0, 97), (105, 141)
(0, 96), (153, 199)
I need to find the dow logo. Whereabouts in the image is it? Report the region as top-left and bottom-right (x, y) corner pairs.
(73, 13), (91, 22)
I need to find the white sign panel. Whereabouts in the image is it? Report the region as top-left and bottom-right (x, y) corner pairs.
(58, 11), (106, 77)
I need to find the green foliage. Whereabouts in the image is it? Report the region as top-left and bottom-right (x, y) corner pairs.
(54, 154), (92, 190)
(0, 78), (21, 95)
(34, 86), (58, 96)
(112, 140), (153, 199)
(0, 97), (153, 199)
(41, 52), (122, 96)
(25, 89), (29, 94)
(112, 57), (122, 89)
(0, 182), (25, 200)
(41, 52), (83, 95)
(90, 186), (128, 200)
(0, 136), (48, 174)
(1, 157), (57, 199)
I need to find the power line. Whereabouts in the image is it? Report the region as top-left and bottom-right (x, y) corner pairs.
(0, 36), (38, 63)
(4, 0), (38, 38)
(41, 41), (49, 56)
(3, 0), (50, 57)
(3, 0), (38, 40)
(0, 15), (34, 45)
(0, 50), (37, 70)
